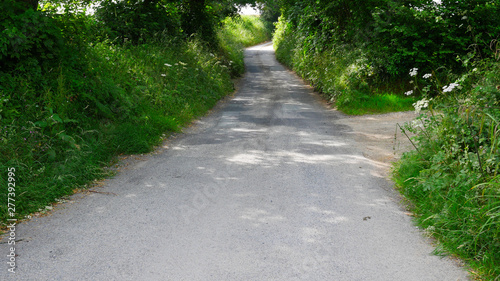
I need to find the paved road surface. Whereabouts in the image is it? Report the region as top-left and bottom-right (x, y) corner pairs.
(1, 42), (469, 280)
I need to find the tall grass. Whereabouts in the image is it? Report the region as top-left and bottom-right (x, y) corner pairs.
(336, 93), (415, 115)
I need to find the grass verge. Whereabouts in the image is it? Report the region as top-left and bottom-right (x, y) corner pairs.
(336, 92), (416, 115)
(392, 62), (500, 280)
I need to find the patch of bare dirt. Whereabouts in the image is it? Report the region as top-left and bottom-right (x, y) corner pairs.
(336, 111), (418, 177)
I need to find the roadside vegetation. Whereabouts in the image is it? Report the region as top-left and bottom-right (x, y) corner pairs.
(0, 1), (272, 226)
(2, 0), (499, 279)
(273, 0), (499, 279)
(393, 59), (500, 280)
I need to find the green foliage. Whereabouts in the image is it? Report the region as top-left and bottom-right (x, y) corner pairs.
(369, 0), (500, 76)
(0, 1), (63, 72)
(257, 0), (280, 31)
(393, 61), (500, 280)
(273, 15), (295, 67)
(336, 93), (416, 115)
(94, 0), (182, 44)
(221, 15), (272, 47)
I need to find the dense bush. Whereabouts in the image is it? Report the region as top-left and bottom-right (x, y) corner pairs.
(369, 0), (500, 76)
(273, 15), (415, 114)
(94, 0), (182, 44)
(0, 1), (63, 73)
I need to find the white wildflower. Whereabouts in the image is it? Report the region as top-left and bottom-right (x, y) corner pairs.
(161, 74), (166, 77)
(106, 57), (110, 60)
(413, 98), (430, 114)
(461, 16), (467, 20)
(442, 82), (459, 93)
(404, 90), (413, 96)
(165, 63), (172, 67)
(409, 68), (418, 77)
(423, 73), (432, 79)
(179, 61), (187, 66)
(411, 120), (424, 129)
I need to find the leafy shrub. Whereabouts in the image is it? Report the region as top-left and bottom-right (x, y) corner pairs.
(370, 1), (500, 76)
(94, 0), (181, 44)
(0, 1), (63, 72)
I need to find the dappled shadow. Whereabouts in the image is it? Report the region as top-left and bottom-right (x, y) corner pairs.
(76, 42), (464, 280)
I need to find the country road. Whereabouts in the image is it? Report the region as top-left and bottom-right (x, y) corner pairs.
(1, 42), (468, 280)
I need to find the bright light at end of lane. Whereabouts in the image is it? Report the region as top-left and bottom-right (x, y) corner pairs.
(238, 4), (260, 15)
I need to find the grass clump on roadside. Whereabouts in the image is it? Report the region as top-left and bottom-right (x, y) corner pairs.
(335, 92), (416, 115)
(0, 4), (272, 226)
